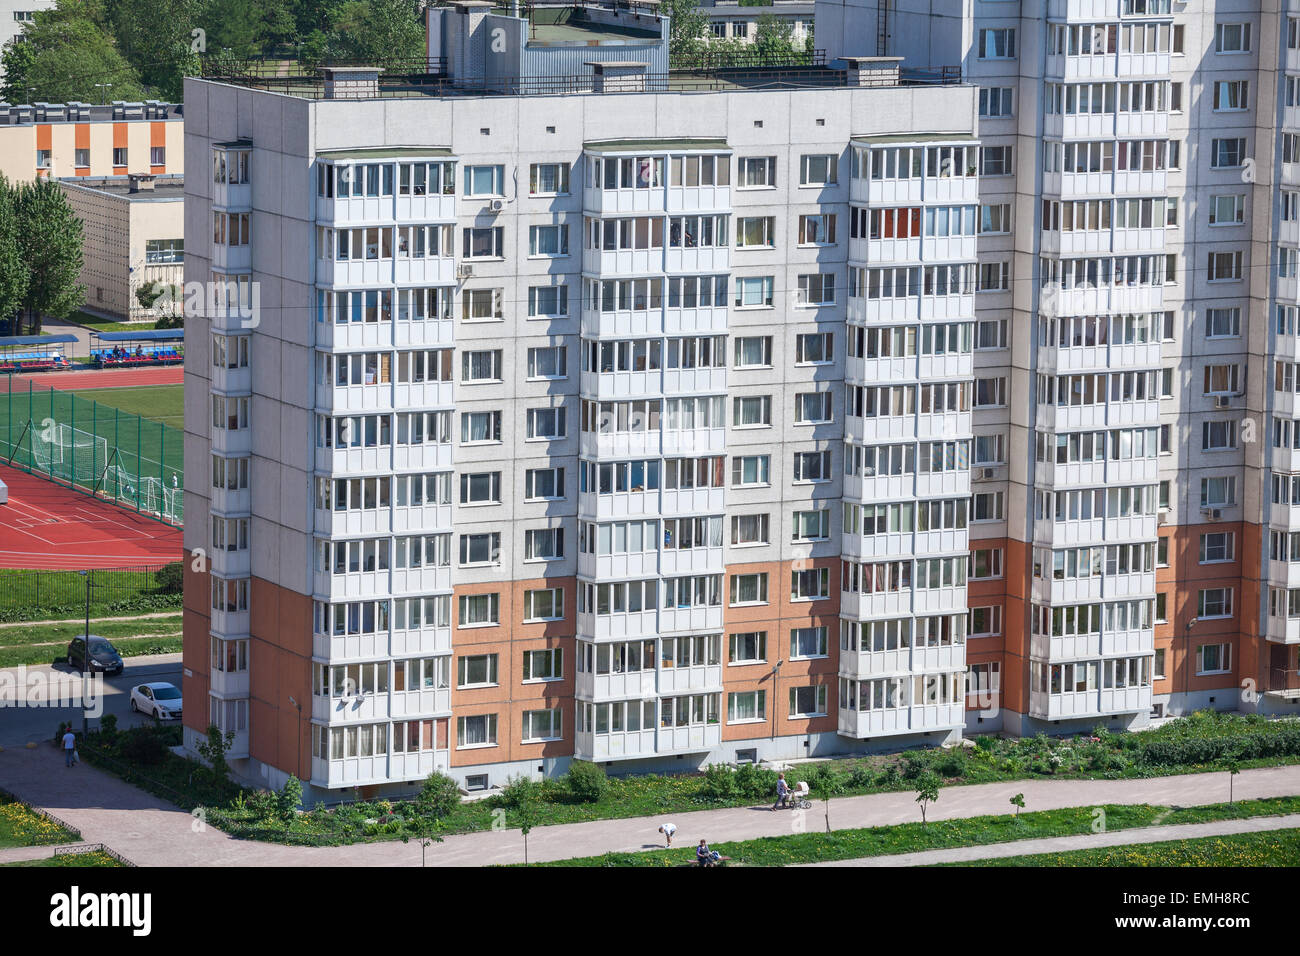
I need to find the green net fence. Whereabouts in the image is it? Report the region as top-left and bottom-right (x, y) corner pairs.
(0, 378), (183, 526)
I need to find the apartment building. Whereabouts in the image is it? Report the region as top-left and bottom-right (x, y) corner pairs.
(822, 0), (1300, 732)
(699, 0), (816, 45)
(0, 0), (56, 80)
(182, 0), (1300, 798)
(181, 1), (984, 796)
(0, 100), (183, 184)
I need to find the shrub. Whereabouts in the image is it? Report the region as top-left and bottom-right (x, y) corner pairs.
(98, 713), (118, 739)
(120, 728), (169, 765)
(847, 765), (875, 789)
(153, 562), (184, 594)
(275, 776), (303, 821)
(900, 752), (931, 780)
(698, 763), (739, 801)
(497, 773), (542, 809)
(416, 771), (462, 819)
(565, 759), (609, 802)
(734, 761), (777, 798)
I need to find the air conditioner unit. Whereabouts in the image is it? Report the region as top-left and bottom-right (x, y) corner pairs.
(1214, 395), (1231, 409)
(488, 199), (505, 212)
(981, 467), (997, 480)
(1201, 507), (1223, 520)
(1157, 508), (1169, 524)
(456, 263), (474, 279)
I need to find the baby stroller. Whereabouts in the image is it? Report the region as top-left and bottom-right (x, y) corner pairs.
(786, 781), (812, 809)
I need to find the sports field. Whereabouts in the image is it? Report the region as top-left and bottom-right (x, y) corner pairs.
(63, 384), (185, 430)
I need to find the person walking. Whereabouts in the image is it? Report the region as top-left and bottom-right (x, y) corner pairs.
(658, 821), (677, 847)
(772, 772), (790, 810)
(62, 728), (77, 768)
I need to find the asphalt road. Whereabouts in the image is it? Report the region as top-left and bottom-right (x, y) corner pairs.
(0, 653), (183, 746)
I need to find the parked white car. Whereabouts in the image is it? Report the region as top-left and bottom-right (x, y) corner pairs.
(130, 682), (183, 720)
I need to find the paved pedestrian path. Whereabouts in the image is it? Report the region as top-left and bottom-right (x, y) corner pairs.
(804, 813), (1300, 867)
(2, 744), (1299, 866)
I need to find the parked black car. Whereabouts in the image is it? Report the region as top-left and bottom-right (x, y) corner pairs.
(66, 635), (124, 675)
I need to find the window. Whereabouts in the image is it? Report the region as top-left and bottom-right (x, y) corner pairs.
(978, 261), (1010, 292)
(1202, 421), (1236, 451)
(461, 411), (502, 444)
(145, 239), (184, 264)
(734, 336), (772, 368)
(523, 587), (564, 622)
(729, 573), (768, 606)
(797, 214), (836, 246)
(521, 708), (562, 741)
(528, 224), (569, 257)
(793, 450), (831, 483)
(981, 146), (1013, 176)
(969, 605), (1002, 638)
(789, 684), (828, 717)
(732, 396), (771, 428)
(457, 714), (498, 748)
(528, 284), (568, 318)
(526, 407), (567, 440)
(731, 454), (770, 487)
(112, 147), (127, 167)
(1211, 138), (1247, 168)
(459, 532), (500, 566)
(1200, 476), (1236, 508)
(794, 391), (833, 424)
(737, 156), (776, 188)
(464, 165), (505, 196)
(791, 569), (830, 601)
(734, 276), (774, 308)
(524, 527), (564, 561)
(463, 227), (504, 259)
(1209, 195), (1245, 226)
(799, 154), (838, 186)
(729, 632), (767, 664)
(459, 471), (502, 505)
(978, 28), (1017, 59)
(529, 163), (569, 195)
(150, 146), (165, 166)
(727, 690), (766, 722)
(796, 274), (836, 306)
(730, 513), (770, 546)
(1199, 532), (1235, 563)
(462, 288), (503, 321)
(458, 595), (500, 628)
(668, 153), (729, 186)
(527, 346), (566, 379)
(1212, 80), (1248, 111)
(980, 204), (1011, 234)
(1197, 588), (1233, 619)
(1207, 251), (1243, 281)
(979, 87), (1013, 118)
(461, 349), (503, 383)
(790, 626), (829, 658)
(1197, 643), (1232, 675)
(736, 216), (776, 248)
(792, 509), (831, 542)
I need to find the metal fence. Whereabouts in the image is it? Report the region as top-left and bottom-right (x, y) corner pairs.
(0, 565), (181, 622)
(0, 378), (183, 526)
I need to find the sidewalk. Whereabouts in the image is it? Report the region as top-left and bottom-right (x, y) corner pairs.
(805, 813), (1300, 867)
(2, 744), (1299, 867)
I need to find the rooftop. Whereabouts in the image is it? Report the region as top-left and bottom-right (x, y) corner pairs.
(0, 101), (181, 126)
(59, 175), (186, 200)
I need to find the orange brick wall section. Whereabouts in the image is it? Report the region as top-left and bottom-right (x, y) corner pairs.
(73, 124), (90, 176)
(248, 577), (313, 780)
(149, 121), (166, 174)
(449, 576), (577, 767)
(181, 562), (211, 741)
(721, 557), (841, 742)
(112, 122), (127, 169)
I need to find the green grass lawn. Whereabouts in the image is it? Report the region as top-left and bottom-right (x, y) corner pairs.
(0, 614), (183, 667)
(0, 568), (183, 624)
(1, 851), (123, 867)
(59, 385), (184, 431)
(69, 310), (169, 335)
(0, 794), (79, 848)
(950, 827), (1300, 867)
(526, 795), (1300, 867)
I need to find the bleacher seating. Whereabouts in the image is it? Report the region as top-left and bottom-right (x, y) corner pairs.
(0, 350), (73, 374)
(92, 346), (184, 369)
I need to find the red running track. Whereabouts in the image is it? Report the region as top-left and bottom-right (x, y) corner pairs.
(0, 464), (182, 569)
(6, 367), (184, 392)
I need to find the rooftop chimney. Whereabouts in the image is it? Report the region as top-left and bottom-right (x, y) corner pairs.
(128, 173), (156, 193)
(588, 61), (649, 94)
(839, 56), (903, 88)
(320, 67), (384, 100)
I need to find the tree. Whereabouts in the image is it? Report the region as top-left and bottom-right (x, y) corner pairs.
(415, 770), (462, 819)
(401, 816), (445, 867)
(196, 724), (236, 785)
(15, 179), (85, 335)
(1009, 793), (1025, 818)
(661, 0), (709, 60)
(753, 13), (799, 61)
(275, 775), (303, 821)
(1226, 760), (1241, 803)
(327, 0), (424, 64)
(1, 0), (146, 104)
(515, 787), (539, 865)
(204, 0), (265, 58)
(811, 771), (846, 834)
(914, 771), (941, 823)
(0, 175), (28, 331)
(104, 0), (201, 100)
